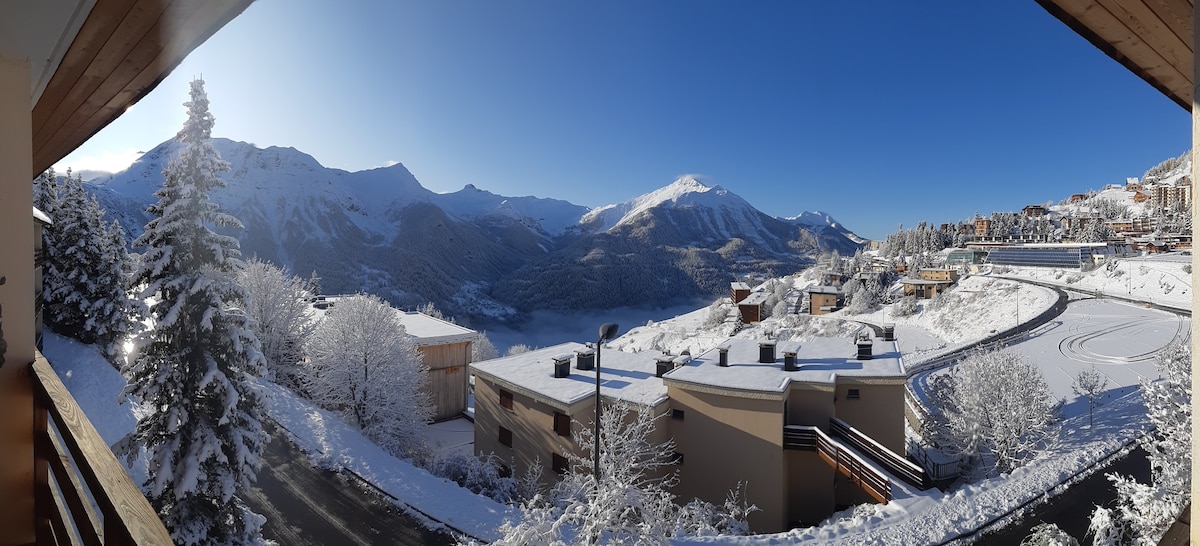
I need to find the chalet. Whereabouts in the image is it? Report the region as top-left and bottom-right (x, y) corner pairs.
(730, 281), (751, 304)
(806, 285), (839, 315)
(900, 278), (953, 299)
(1021, 205), (1048, 217)
(1132, 191), (1150, 203)
(973, 217), (991, 238)
(471, 335), (915, 532)
(394, 311), (477, 421)
(737, 291), (769, 324)
(918, 267), (960, 283)
(1068, 193), (1090, 204)
(1126, 179), (1144, 192)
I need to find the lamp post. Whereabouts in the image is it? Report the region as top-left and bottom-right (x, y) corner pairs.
(594, 323), (619, 481)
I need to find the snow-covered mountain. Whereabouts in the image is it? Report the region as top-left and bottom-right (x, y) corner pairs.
(84, 140), (862, 323)
(490, 177), (861, 312)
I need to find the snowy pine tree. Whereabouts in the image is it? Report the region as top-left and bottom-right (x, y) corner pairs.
(33, 168), (137, 363)
(120, 79), (268, 546)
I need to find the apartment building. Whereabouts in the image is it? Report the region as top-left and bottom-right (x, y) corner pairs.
(470, 335), (911, 533)
(394, 311), (477, 421)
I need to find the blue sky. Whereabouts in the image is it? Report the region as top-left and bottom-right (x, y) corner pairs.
(57, 1), (1189, 240)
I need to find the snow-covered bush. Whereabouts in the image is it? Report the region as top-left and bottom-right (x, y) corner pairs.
(1182, 264), (1192, 274)
(703, 298), (728, 328)
(925, 347), (1058, 478)
(1088, 341), (1190, 545)
(430, 451), (519, 504)
(484, 404), (756, 545)
(891, 295), (920, 317)
(506, 344), (534, 356)
(1022, 522), (1079, 545)
(472, 331), (500, 362)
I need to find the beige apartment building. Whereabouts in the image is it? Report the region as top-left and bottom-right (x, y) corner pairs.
(471, 335), (911, 533)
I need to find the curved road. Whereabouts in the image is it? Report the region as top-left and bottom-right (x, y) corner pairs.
(242, 422), (454, 546)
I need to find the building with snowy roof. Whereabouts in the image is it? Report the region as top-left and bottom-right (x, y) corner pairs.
(470, 334), (917, 532)
(394, 311), (478, 421)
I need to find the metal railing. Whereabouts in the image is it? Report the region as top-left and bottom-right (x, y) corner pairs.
(30, 355), (172, 545)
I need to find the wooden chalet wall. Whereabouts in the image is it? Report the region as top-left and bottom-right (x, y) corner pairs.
(420, 341), (472, 421)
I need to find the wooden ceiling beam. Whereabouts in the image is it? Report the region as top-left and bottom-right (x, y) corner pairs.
(31, 0), (252, 177)
(1037, 0), (1193, 111)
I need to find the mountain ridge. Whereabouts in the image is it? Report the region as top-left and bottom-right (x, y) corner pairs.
(82, 138), (862, 324)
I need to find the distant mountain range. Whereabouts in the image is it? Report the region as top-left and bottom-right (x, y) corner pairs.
(84, 138), (862, 326)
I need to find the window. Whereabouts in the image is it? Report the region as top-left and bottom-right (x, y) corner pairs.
(671, 409), (685, 421)
(500, 389), (513, 410)
(553, 411), (571, 437)
(552, 453), (569, 475)
(499, 426), (512, 447)
(847, 388), (861, 399)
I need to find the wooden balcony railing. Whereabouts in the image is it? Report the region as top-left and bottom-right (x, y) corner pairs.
(783, 424), (892, 503)
(30, 355), (172, 545)
(829, 418), (930, 490)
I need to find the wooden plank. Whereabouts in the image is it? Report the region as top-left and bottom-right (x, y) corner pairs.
(1093, 0), (1190, 69)
(44, 430), (102, 546)
(34, 0), (170, 147)
(34, 0), (206, 166)
(30, 358), (173, 546)
(32, 0), (254, 176)
(1036, 0), (1191, 109)
(34, 402), (54, 546)
(1142, 0), (1193, 49)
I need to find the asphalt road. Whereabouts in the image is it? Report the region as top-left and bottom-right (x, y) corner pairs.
(242, 422), (454, 546)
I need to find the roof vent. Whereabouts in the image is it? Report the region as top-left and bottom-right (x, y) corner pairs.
(552, 353), (573, 378)
(717, 344), (730, 367)
(655, 353), (676, 378)
(781, 342), (800, 372)
(758, 340), (776, 364)
(575, 347), (595, 370)
(855, 334), (873, 361)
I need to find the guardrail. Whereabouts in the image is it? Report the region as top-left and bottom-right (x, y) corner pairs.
(30, 355), (172, 545)
(783, 425), (891, 503)
(830, 418), (929, 490)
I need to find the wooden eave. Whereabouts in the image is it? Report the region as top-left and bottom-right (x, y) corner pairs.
(31, 0), (253, 177)
(1036, 0), (1193, 111)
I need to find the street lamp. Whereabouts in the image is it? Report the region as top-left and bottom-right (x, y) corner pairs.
(594, 322), (619, 480)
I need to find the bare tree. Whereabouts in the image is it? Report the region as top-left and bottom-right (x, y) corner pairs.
(1072, 365), (1108, 427)
(304, 294), (432, 457)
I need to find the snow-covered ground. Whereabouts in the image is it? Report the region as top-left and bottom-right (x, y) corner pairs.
(40, 331), (511, 543)
(39, 258), (1190, 545)
(995, 253), (1191, 311)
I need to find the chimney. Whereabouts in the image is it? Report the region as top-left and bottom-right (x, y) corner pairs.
(758, 340), (776, 364)
(552, 353), (573, 378)
(717, 344), (730, 367)
(882, 324), (895, 341)
(782, 342), (799, 372)
(575, 347), (595, 370)
(856, 335), (873, 360)
(655, 353), (676, 378)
